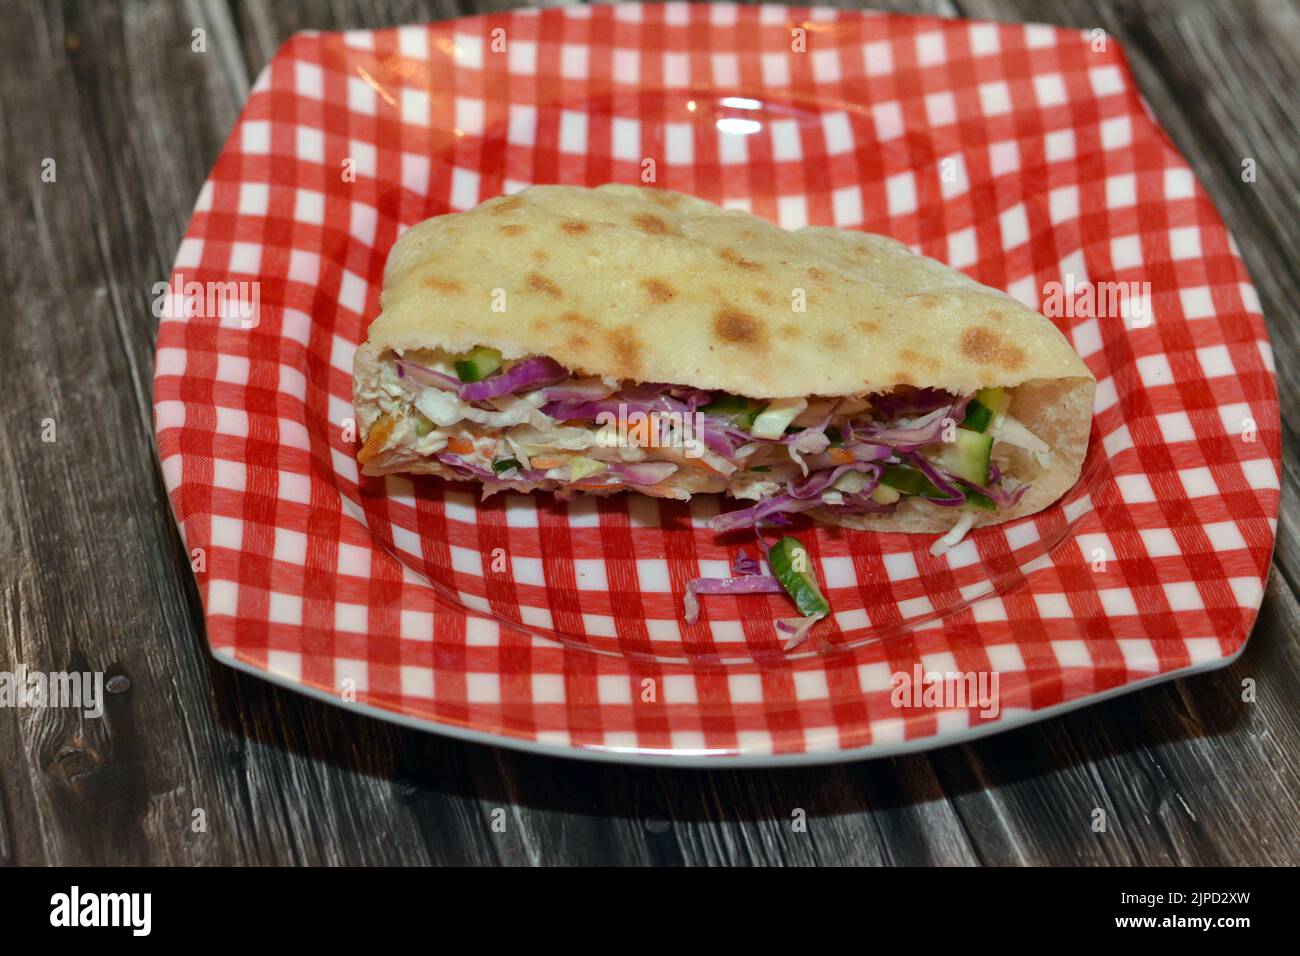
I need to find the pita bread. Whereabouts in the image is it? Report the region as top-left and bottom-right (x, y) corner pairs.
(354, 184), (1095, 531)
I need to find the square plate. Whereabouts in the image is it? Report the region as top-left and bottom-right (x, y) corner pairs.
(153, 3), (1279, 765)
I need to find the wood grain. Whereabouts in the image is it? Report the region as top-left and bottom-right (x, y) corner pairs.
(0, 0), (1295, 866)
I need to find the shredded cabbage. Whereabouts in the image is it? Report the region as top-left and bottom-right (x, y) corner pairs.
(992, 414), (1051, 468)
(683, 573), (786, 624)
(420, 391), (552, 430)
(381, 358), (1044, 572)
(776, 613), (826, 651)
(929, 511), (977, 556)
(458, 356), (566, 401)
(413, 389), (466, 427)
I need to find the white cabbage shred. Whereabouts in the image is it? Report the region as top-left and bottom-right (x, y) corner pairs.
(991, 414), (1051, 468)
(929, 511), (977, 557)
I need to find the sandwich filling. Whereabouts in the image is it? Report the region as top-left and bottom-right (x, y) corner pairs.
(355, 346), (1053, 553)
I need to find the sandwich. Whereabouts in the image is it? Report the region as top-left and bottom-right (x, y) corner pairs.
(353, 184), (1095, 560)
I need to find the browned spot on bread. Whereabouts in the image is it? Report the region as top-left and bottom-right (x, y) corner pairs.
(960, 326), (1026, 369)
(714, 307), (767, 348)
(753, 288), (775, 305)
(531, 250), (549, 264)
(855, 320), (880, 334)
(823, 332), (848, 350)
(640, 278), (675, 303)
(559, 310), (594, 327)
(423, 277), (464, 294)
(604, 326), (642, 376)
(719, 248), (764, 271)
(807, 267), (829, 283)
(985, 308), (1006, 323)
(632, 212), (671, 235)
(560, 220), (589, 235)
(648, 190), (683, 208)
(492, 196), (525, 214)
(889, 371), (917, 386)
(900, 348), (940, 372)
(567, 334), (590, 350)
(526, 272), (562, 297)
(780, 324), (802, 339)
(498, 224), (525, 236)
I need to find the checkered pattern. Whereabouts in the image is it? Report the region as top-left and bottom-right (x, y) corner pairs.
(153, 3), (1279, 762)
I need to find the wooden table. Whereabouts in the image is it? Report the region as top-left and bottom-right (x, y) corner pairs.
(1, 0), (1296, 866)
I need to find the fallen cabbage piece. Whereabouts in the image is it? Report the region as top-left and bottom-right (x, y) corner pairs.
(685, 539), (832, 651)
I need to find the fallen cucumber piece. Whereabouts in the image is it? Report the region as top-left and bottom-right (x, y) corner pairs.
(767, 536), (831, 618)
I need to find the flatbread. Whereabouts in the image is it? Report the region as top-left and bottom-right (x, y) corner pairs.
(354, 184), (1095, 529)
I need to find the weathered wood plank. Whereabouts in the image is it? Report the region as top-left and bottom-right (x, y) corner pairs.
(0, 0), (455, 868)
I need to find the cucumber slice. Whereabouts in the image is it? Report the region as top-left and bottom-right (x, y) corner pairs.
(832, 471), (870, 494)
(961, 489), (997, 512)
(492, 458), (521, 475)
(935, 428), (993, 486)
(701, 393), (764, 429)
(412, 413), (435, 437)
(767, 536), (831, 618)
(964, 387), (1010, 433)
(977, 386), (1011, 418)
(453, 346), (503, 383)
(963, 401), (993, 433)
(870, 484), (901, 505)
(750, 397), (808, 439)
(881, 464), (942, 497)
(567, 456), (607, 480)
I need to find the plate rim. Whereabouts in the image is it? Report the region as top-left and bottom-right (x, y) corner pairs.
(211, 636), (1251, 767)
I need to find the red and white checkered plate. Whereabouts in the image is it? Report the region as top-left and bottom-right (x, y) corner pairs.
(153, 3), (1280, 765)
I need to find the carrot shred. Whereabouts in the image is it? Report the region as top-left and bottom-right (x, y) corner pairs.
(357, 413), (396, 464)
(685, 458), (724, 474)
(829, 447), (855, 465)
(445, 436), (475, 456)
